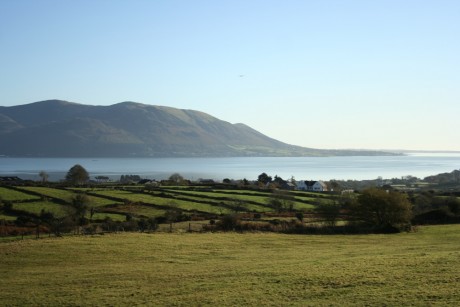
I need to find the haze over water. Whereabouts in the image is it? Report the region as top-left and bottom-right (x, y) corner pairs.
(1, 153), (459, 182)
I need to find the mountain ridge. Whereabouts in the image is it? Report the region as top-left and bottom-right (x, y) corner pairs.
(0, 100), (399, 157)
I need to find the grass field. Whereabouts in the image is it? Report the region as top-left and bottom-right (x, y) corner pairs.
(0, 214), (16, 221)
(167, 189), (317, 210)
(90, 190), (233, 214)
(1, 186), (331, 224)
(91, 212), (127, 222)
(1, 224), (459, 306)
(12, 201), (68, 218)
(17, 186), (120, 207)
(104, 203), (165, 218)
(18, 186), (77, 202)
(0, 187), (40, 202)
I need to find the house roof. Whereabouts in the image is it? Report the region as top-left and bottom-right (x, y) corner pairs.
(305, 180), (316, 187)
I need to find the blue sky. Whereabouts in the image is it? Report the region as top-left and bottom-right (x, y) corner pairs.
(1, 0), (459, 151)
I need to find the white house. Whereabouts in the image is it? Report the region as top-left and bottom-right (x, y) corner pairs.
(311, 181), (328, 192)
(296, 180), (307, 190)
(297, 180), (328, 192)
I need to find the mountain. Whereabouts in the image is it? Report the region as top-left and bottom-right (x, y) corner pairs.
(0, 100), (397, 157)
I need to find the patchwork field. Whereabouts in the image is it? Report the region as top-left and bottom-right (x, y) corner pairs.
(1, 185), (333, 223)
(1, 225), (459, 306)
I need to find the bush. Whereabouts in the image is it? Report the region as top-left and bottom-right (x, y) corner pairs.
(217, 214), (240, 231)
(295, 212), (304, 222)
(350, 188), (412, 231)
(137, 217), (158, 232)
(446, 196), (460, 215)
(314, 203), (342, 226)
(413, 209), (460, 225)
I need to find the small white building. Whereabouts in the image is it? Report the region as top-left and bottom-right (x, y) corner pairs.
(296, 180), (307, 190)
(297, 180), (328, 192)
(312, 181), (328, 192)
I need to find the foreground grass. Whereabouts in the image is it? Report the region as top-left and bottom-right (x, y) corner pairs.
(1, 225), (460, 306)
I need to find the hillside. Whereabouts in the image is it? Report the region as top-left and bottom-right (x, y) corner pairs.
(0, 100), (396, 157)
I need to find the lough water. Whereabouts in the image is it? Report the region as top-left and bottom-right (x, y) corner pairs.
(1, 153), (460, 182)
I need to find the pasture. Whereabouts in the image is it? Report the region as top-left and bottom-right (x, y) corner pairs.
(1, 185), (328, 224)
(1, 225), (459, 306)
(0, 187), (40, 202)
(17, 186), (119, 207)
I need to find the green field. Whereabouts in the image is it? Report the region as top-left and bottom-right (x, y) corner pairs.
(19, 186), (76, 202)
(1, 224), (459, 306)
(0, 214), (16, 221)
(2, 186), (331, 223)
(91, 212), (127, 222)
(162, 189), (316, 211)
(17, 186), (119, 207)
(152, 189), (274, 212)
(0, 187), (40, 202)
(12, 201), (68, 218)
(91, 190), (233, 214)
(104, 202), (165, 218)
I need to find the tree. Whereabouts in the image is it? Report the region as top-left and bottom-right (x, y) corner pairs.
(169, 173), (184, 184)
(315, 202), (341, 227)
(272, 175), (286, 188)
(39, 171), (49, 183)
(164, 201), (181, 232)
(66, 164), (89, 185)
(0, 197), (13, 213)
(413, 193), (433, 214)
(446, 196), (460, 215)
(71, 193), (90, 226)
(137, 218), (148, 232)
(138, 217), (158, 232)
(95, 176), (109, 183)
(120, 174), (141, 183)
(268, 197), (283, 212)
(295, 212), (304, 222)
(228, 199), (246, 213)
(328, 180), (341, 193)
(350, 188), (412, 231)
(258, 173), (272, 185)
(146, 217), (159, 232)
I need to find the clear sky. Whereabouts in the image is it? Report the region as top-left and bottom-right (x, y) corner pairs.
(1, 0), (459, 151)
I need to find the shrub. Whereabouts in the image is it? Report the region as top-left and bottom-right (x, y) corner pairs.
(1, 200), (13, 213)
(350, 188), (412, 231)
(295, 212), (304, 222)
(217, 214), (240, 231)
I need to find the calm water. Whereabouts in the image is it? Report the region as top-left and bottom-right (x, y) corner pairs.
(1, 153), (460, 182)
